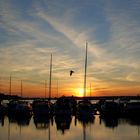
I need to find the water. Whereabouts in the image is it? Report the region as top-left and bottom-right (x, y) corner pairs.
(0, 115), (140, 140)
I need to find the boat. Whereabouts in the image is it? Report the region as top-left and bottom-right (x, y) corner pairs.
(77, 99), (94, 117)
(0, 100), (7, 116)
(54, 96), (72, 116)
(7, 100), (32, 117)
(122, 101), (140, 117)
(32, 54), (54, 118)
(100, 100), (120, 117)
(68, 96), (77, 115)
(32, 100), (51, 117)
(0, 100), (6, 126)
(8, 111), (31, 126)
(48, 54), (54, 115)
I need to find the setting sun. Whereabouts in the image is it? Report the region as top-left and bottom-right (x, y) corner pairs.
(75, 88), (84, 97)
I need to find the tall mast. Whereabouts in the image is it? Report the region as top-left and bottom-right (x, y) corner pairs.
(45, 80), (47, 99)
(49, 54), (52, 100)
(21, 80), (23, 97)
(84, 42), (88, 97)
(57, 80), (58, 98)
(0, 77), (1, 93)
(9, 73), (12, 96)
(90, 83), (91, 97)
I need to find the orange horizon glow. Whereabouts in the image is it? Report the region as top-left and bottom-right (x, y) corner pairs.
(0, 76), (139, 98)
(1, 80), (139, 98)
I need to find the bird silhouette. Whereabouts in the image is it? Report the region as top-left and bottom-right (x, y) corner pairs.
(70, 70), (74, 76)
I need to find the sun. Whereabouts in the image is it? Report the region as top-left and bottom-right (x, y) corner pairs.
(75, 88), (84, 97)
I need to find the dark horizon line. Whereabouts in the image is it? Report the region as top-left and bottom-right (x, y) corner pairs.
(0, 92), (140, 100)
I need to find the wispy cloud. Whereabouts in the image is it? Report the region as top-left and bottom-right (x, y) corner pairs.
(0, 0), (140, 96)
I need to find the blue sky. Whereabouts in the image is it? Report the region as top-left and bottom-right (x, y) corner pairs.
(0, 0), (140, 97)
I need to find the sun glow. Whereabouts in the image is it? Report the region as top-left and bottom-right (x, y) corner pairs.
(75, 88), (84, 97)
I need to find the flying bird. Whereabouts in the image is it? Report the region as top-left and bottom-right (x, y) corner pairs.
(70, 70), (74, 76)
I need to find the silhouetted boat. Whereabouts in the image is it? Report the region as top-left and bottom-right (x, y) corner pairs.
(32, 54), (54, 118)
(77, 99), (95, 118)
(32, 100), (51, 117)
(8, 112), (31, 126)
(68, 96), (77, 115)
(0, 100), (5, 126)
(48, 54), (54, 116)
(0, 100), (7, 116)
(122, 101), (140, 117)
(54, 96), (72, 116)
(7, 100), (32, 117)
(100, 100), (120, 117)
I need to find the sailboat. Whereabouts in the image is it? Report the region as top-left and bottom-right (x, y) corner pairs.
(32, 54), (53, 118)
(77, 42), (95, 119)
(7, 77), (32, 117)
(48, 54), (54, 115)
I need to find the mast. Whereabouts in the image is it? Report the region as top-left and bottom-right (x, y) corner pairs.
(84, 42), (88, 97)
(8, 120), (10, 140)
(9, 74), (12, 96)
(57, 80), (58, 98)
(0, 78), (1, 93)
(45, 80), (47, 99)
(49, 54), (52, 100)
(90, 83), (91, 97)
(21, 80), (23, 97)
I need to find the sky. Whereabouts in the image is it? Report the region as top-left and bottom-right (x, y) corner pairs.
(0, 0), (140, 97)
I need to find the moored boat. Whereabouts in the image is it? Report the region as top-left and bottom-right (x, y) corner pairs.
(100, 100), (120, 117)
(122, 101), (140, 117)
(7, 100), (32, 117)
(32, 100), (51, 117)
(0, 100), (7, 116)
(77, 99), (95, 119)
(54, 96), (72, 116)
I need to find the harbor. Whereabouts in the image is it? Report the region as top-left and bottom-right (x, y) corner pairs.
(0, 97), (140, 140)
(1, 0), (140, 140)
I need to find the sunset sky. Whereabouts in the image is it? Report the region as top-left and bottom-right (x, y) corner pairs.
(0, 0), (140, 97)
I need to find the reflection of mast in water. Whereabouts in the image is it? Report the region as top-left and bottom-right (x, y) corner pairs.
(48, 120), (51, 140)
(138, 125), (140, 136)
(19, 123), (22, 137)
(8, 119), (10, 140)
(83, 123), (86, 140)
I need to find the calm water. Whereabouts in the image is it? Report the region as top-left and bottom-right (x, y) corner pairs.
(0, 114), (140, 140)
